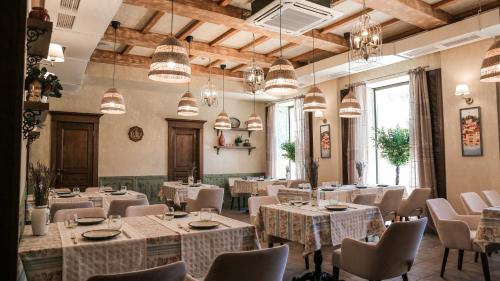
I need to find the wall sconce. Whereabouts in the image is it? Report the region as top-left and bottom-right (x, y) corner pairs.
(313, 111), (328, 124)
(455, 84), (473, 105)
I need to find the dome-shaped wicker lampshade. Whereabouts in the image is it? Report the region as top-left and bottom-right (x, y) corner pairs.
(339, 89), (361, 118)
(480, 40), (500, 82)
(304, 86), (326, 112)
(214, 112), (231, 130)
(149, 35), (191, 83)
(177, 91), (199, 116)
(265, 58), (298, 96)
(100, 88), (126, 114)
(247, 113), (263, 131)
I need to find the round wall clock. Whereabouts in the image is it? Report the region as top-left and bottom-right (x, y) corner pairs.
(128, 126), (144, 142)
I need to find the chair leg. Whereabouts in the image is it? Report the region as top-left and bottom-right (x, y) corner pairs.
(402, 273), (409, 281)
(237, 197), (241, 211)
(268, 242), (273, 248)
(440, 248), (449, 277)
(480, 253), (491, 281)
(458, 250), (464, 270)
(304, 255), (310, 270)
(332, 266), (340, 281)
(230, 197), (234, 210)
(475, 252), (479, 263)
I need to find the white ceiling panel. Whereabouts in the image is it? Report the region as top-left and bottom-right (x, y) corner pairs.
(254, 38), (284, 54)
(129, 46), (155, 57)
(149, 13), (192, 35)
(113, 4), (153, 30)
(282, 45), (312, 59)
(191, 23), (231, 43)
(220, 31), (254, 49)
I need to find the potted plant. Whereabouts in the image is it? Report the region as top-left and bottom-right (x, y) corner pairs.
(280, 141), (295, 180)
(25, 66), (63, 102)
(28, 161), (56, 235)
(372, 126), (410, 185)
(234, 135), (243, 146)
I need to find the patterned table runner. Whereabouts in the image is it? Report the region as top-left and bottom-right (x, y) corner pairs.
(475, 206), (500, 251)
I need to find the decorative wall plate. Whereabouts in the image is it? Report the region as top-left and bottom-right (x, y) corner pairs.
(230, 117), (240, 128)
(128, 126), (144, 142)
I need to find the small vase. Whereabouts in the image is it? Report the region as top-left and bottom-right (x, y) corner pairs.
(31, 205), (49, 236)
(218, 132), (225, 146)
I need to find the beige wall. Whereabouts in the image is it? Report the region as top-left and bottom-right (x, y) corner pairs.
(312, 39), (500, 212)
(30, 62), (267, 176)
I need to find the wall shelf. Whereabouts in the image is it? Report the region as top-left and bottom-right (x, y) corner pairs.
(213, 146), (256, 155)
(214, 127), (252, 137)
(26, 18), (53, 68)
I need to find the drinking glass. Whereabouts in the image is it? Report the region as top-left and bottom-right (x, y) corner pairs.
(197, 179), (202, 185)
(73, 187), (80, 195)
(108, 215), (122, 230)
(292, 196), (303, 206)
(178, 180), (183, 185)
(164, 207), (175, 221)
(120, 186), (127, 192)
(200, 208), (213, 221)
(64, 214), (78, 229)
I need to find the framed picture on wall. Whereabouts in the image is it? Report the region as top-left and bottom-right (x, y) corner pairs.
(460, 107), (483, 156)
(320, 124), (331, 158)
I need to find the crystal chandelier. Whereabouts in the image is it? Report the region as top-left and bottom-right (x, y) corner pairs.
(350, 0), (382, 63)
(148, 0), (191, 83)
(177, 36), (199, 116)
(264, 0), (298, 96)
(100, 21), (126, 114)
(200, 57), (218, 106)
(243, 34), (265, 95)
(304, 31), (326, 112)
(339, 53), (361, 118)
(214, 64), (231, 130)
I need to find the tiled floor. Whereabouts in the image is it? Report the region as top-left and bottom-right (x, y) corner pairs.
(221, 209), (499, 281)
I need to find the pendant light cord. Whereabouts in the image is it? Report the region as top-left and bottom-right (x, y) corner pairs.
(170, 0), (174, 36)
(253, 88), (256, 113)
(252, 33), (256, 63)
(113, 24), (117, 88)
(279, 0), (283, 58)
(187, 38), (191, 92)
(208, 57), (212, 81)
(222, 65), (225, 111)
(312, 30), (316, 87)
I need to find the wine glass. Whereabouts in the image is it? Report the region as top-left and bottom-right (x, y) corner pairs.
(73, 187), (80, 195)
(200, 208), (213, 221)
(108, 215), (122, 230)
(120, 186), (127, 192)
(64, 214), (78, 229)
(164, 207), (175, 221)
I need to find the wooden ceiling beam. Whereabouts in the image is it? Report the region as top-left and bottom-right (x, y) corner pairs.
(351, 0), (451, 30)
(121, 45), (134, 56)
(320, 8), (374, 34)
(209, 28), (239, 46)
(90, 49), (243, 80)
(380, 18), (400, 28)
(123, 0), (348, 52)
(207, 59), (223, 68)
(239, 36), (269, 52)
(290, 49), (319, 62)
(265, 42), (298, 57)
(175, 19), (204, 40)
(103, 26), (277, 67)
(141, 11), (165, 33)
(432, 0), (458, 9)
(231, 63), (247, 73)
(219, 0), (232, 6)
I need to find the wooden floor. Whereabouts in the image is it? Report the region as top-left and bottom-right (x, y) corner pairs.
(221, 209), (499, 281)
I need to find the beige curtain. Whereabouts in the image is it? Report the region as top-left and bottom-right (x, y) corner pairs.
(409, 67), (437, 196)
(266, 104), (277, 178)
(346, 83), (369, 184)
(293, 97), (310, 180)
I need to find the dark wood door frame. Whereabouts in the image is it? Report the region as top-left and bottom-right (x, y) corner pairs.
(50, 111), (102, 187)
(166, 118), (206, 181)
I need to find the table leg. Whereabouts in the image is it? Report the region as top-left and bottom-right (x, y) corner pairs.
(293, 250), (333, 281)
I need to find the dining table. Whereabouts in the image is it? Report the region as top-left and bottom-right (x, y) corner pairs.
(475, 206), (500, 252)
(257, 200), (385, 281)
(159, 182), (219, 206)
(232, 179), (283, 195)
(18, 212), (258, 281)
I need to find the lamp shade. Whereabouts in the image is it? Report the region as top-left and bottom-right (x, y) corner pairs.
(480, 40), (500, 82)
(313, 111), (324, 118)
(149, 35), (191, 83)
(243, 63), (265, 94)
(177, 91), (199, 116)
(304, 86), (326, 112)
(247, 113), (263, 131)
(47, 43), (64, 62)
(100, 88), (126, 114)
(339, 90), (361, 118)
(214, 112), (231, 130)
(455, 84), (470, 96)
(265, 58), (298, 96)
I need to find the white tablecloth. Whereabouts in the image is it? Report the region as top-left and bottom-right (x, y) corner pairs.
(160, 182), (219, 205)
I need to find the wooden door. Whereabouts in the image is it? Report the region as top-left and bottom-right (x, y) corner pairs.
(51, 112), (101, 188)
(166, 118), (205, 181)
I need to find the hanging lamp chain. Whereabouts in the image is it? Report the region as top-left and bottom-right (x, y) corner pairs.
(252, 33), (256, 63)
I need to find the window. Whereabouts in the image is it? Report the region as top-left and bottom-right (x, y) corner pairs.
(274, 101), (296, 179)
(367, 76), (411, 188)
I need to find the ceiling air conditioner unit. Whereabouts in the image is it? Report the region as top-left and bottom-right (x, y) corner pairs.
(247, 0), (342, 36)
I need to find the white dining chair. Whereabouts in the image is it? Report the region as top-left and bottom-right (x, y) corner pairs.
(397, 188), (432, 221)
(228, 177), (243, 210)
(88, 261), (187, 281)
(125, 204), (167, 217)
(266, 185), (283, 197)
(50, 201), (93, 222)
(186, 188), (224, 214)
(107, 197), (149, 217)
(460, 192), (488, 215)
(374, 189), (404, 222)
(248, 196), (279, 225)
(52, 207), (106, 222)
(481, 190), (500, 207)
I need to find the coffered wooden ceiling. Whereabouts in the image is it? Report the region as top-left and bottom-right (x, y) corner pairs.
(91, 0), (499, 80)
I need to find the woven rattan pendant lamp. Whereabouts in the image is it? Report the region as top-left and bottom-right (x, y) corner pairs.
(148, 0), (191, 83)
(339, 53), (361, 118)
(247, 91), (263, 131)
(304, 31), (326, 112)
(177, 36), (199, 116)
(480, 4), (500, 82)
(264, 0), (298, 96)
(100, 21), (126, 114)
(214, 64), (231, 130)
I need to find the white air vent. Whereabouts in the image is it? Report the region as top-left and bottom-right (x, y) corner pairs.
(56, 13), (76, 29)
(441, 34), (481, 48)
(351, 63), (378, 72)
(247, 0), (342, 36)
(60, 0), (80, 11)
(399, 46), (441, 59)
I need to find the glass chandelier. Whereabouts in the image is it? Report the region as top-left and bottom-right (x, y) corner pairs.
(178, 36), (199, 116)
(264, 0), (298, 96)
(100, 21), (126, 115)
(200, 57), (218, 106)
(350, 0), (382, 63)
(339, 53), (361, 118)
(214, 64), (231, 130)
(304, 31), (326, 112)
(243, 34), (265, 95)
(148, 0), (191, 83)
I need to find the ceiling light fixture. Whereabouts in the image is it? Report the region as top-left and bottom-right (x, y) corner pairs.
(149, 0), (191, 83)
(100, 21), (126, 115)
(201, 57), (218, 107)
(264, 0), (298, 96)
(214, 64), (231, 130)
(304, 31), (326, 112)
(177, 36), (199, 116)
(243, 33), (265, 95)
(350, 0), (382, 63)
(339, 52), (361, 118)
(46, 43), (64, 65)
